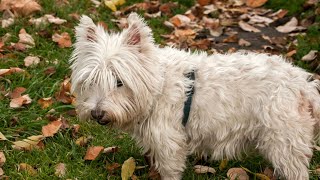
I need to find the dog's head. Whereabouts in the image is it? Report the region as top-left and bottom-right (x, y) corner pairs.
(69, 13), (162, 129)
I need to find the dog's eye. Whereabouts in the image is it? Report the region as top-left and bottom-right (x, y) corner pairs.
(117, 80), (123, 87)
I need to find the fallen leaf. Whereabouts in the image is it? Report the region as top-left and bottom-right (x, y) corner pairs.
(104, 0), (125, 11)
(42, 120), (63, 137)
(55, 78), (75, 104)
(263, 167), (276, 180)
(174, 29), (196, 37)
(10, 94), (32, 108)
(18, 29), (35, 48)
(72, 124), (80, 137)
(239, 21), (261, 32)
(286, 50), (297, 57)
(0, 152), (5, 167)
(44, 66), (56, 75)
(55, 163), (66, 178)
(103, 146), (119, 154)
(0, 0), (41, 16)
(38, 97), (53, 109)
(46, 14), (67, 24)
(246, 0), (268, 8)
(301, 50), (317, 61)
(238, 38), (251, 46)
(19, 163), (37, 176)
(219, 159), (228, 171)
(194, 165), (216, 174)
(197, 0), (211, 6)
(271, 9), (288, 19)
(0, 67), (25, 76)
(227, 168), (249, 180)
(24, 56), (40, 67)
(2, 18), (14, 28)
(0, 132), (7, 141)
(121, 157), (136, 180)
(52, 32), (72, 48)
(276, 17), (305, 33)
(75, 136), (93, 146)
(169, 14), (191, 28)
(9, 87), (26, 99)
(12, 135), (45, 151)
(29, 14), (67, 27)
(106, 162), (121, 173)
(223, 34), (238, 43)
(84, 146), (104, 160)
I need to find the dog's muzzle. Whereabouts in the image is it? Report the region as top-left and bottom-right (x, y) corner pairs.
(91, 110), (110, 125)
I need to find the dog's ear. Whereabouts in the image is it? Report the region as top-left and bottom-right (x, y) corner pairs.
(75, 15), (97, 42)
(124, 13), (153, 46)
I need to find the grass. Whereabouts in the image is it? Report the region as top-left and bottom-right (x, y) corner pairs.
(0, 0), (319, 179)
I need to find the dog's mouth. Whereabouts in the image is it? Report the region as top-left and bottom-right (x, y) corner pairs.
(96, 119), (111, 125)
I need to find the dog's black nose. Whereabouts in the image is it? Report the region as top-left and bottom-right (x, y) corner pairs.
(91, 110), (105, 120)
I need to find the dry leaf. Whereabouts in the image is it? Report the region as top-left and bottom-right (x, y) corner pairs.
(55, 163), (66, 178)
(197, 0), (212, 6)
(42, 120), (63, 137)
(106, 162), (121, 173)
(121, 157), (136, 180)
(46, 14), (67, 24)
(0, 67), (25, 76)
(10, 94), (32, 108)
(103, 146), (119, 153)
(75, 136), (92, 146)
(0, 152), (5, 167)
(104, 0), (125, 11)
(29, 14), (67, 27)
(44, 66), (56, 75)
(223, 35), (238, 43)
(263, 167), (276, 180)
(219, 159), (228, 171)
(9, 87), (26, 99)
(24, 56), (40, 67)
(194, 165), (216, 174)
(301, 50), (317, 61)
(239, 21), (261, 32)
(227, 168), (249, 180)
(275, 17), (305, 33)
(0, 0), (41, 16)
(246, 0), (268, 8)
(55, 78), (75, 104)
(2, 18), (14, 28)
(238, 38), (251, 46)
(38, 97), (53, 109)
(84, 146), (104, 160)
(19, 163), (37, 176)
(0, 132), (7, 141)
(286, 50), (297, 57)
(169, 14), (191, 28)
(18, 29), (35, 48)
(174, 29), (196, 37)
(52, 32), (72, 48)
(12, 135), (45, 151)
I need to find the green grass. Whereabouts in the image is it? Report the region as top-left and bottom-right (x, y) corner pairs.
(1, 0), (320, 179)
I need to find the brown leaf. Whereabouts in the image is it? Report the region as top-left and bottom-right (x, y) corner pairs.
(194, 165), (216, 174)
(245, 0), (268, 8)
(238, 38), (251, 47)
(121, 157), (136, 180)
(174, 29), (196, 37)
(103, 146), (119, 154)
(276, 17), (305, 33)
(0, 132), (7, 141)
(10, 94), (32, 108)
(52, 32), (72, 48)
(55, 163), (66, 178)
(72, 124), (80, 137)
(301, 50), (317, 61)
(0, 0), (41, 16)
(169, 14), (191, 28)
(19, 163), (37, 176)
(0, 152), (5, 167)
(42, 120), (63, 137)
(238, 21), (261, 32)
(286, 50), (297, 57)
(18, 29), (35, 48)
(38, 97), (53, 109)
(0, 67), (25, 76)
(106, 162), (121, 173)
(55, 78), (75, 104)
(223, 35), (238, 43)
(44, 66), (56, 75)
(263, 167), (276, 180)
(9, 87), (26, 99)
(12, 135), (45, 151)
(197, 0), (212, 6)
(227, 168), (249, 180)
(84, 146), (104, 160)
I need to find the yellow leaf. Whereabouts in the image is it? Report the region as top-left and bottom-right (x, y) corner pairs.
(0, 132), (7, 141)
(121, 157), (136, 180)
(19, 163), (37, 176)
(104, 0), (117, 11)
(12, 135), (44, 151)
(255, 173), (270, 180)
(112, 0), (125, 6)
(219, 159), (228, 171)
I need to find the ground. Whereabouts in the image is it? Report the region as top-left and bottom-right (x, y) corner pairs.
(0, 0), (319, 179)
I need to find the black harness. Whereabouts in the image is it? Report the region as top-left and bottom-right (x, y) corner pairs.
(182, 70), (195, 127)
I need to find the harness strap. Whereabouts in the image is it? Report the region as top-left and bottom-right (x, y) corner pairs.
(182, 70), (195, 127)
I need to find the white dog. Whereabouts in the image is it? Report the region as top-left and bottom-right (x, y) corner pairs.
(70, 13), (320, 179)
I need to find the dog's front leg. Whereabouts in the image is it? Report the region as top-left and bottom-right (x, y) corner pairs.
(145, 124), (188, 180)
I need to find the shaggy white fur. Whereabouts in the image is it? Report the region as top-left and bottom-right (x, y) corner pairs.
(70, 13), (320, 180)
